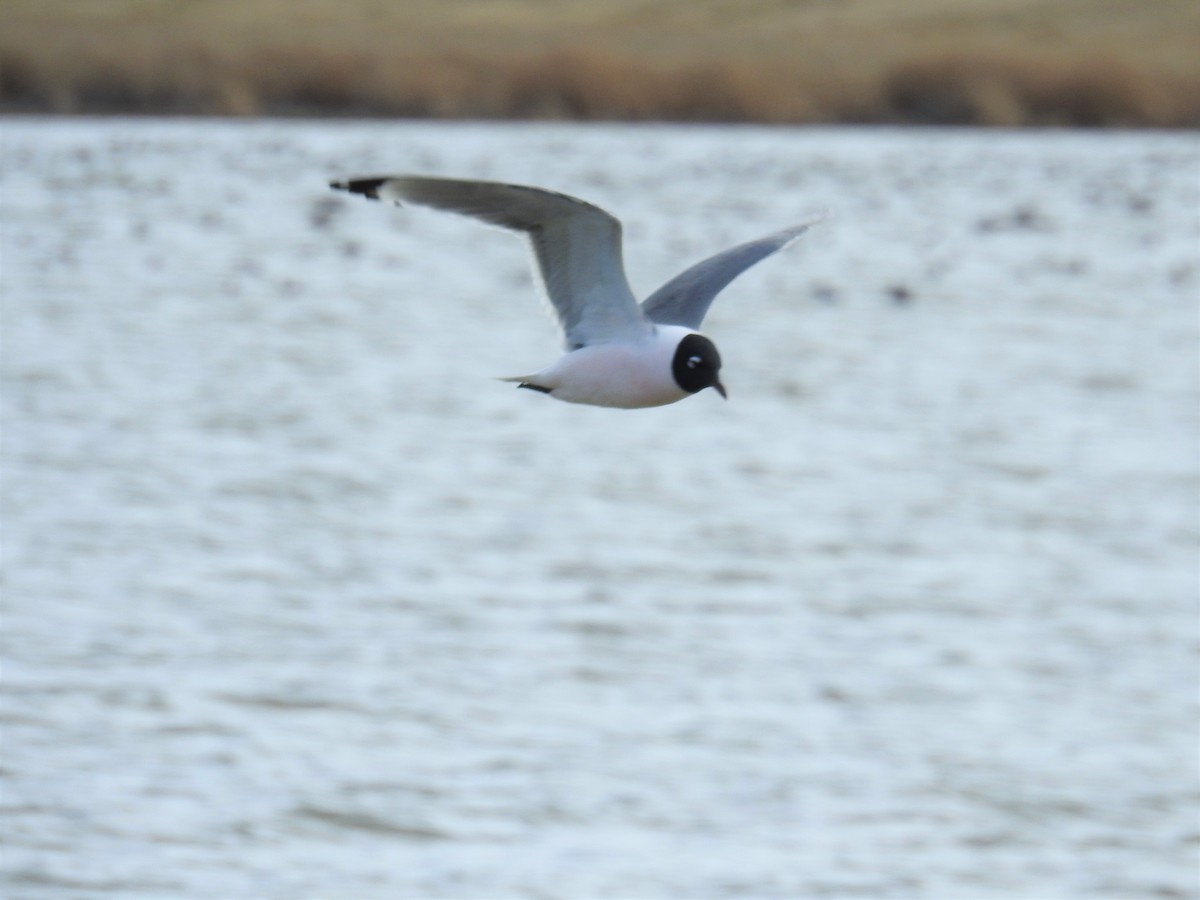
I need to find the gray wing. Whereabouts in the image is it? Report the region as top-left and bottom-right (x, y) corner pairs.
(330, 175), (652, 349)
(640, 218), (823, 329)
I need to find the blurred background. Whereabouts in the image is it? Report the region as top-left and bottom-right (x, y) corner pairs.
(2, 0), (1199, 127)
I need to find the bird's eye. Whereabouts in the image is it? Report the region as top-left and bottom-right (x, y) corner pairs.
(687, 355), (702, 369)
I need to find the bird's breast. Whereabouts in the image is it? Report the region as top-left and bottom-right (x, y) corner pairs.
(539, 327), (695, 409)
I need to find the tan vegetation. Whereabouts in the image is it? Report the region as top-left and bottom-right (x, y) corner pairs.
(1, 0), (1197, 126)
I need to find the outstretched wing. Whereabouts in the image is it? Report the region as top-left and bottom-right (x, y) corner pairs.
(331, 176), (652, 349)
(640, 217), (823, 329)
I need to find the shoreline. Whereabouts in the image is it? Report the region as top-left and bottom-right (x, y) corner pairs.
(3, 1), (1198, 129)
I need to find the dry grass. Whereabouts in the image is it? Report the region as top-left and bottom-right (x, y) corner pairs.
(1, 0), (1197, 126)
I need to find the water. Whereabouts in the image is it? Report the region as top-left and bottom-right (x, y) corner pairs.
(2, 119), (1198, 899)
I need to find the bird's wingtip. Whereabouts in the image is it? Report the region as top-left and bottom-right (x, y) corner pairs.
(798, 208), (832, 229)
(330, 177), (389, 200)
(778, 209), (832, 246)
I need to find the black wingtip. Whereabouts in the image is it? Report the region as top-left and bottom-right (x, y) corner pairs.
(330, 177), (388, 200)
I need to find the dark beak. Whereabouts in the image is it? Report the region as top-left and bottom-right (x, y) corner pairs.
(713, 379), (728, 400)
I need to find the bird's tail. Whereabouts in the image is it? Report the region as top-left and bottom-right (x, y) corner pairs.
(496, 375), (552, 394)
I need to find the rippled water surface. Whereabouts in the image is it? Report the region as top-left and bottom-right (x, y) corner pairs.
(2, 119), (1198, 899)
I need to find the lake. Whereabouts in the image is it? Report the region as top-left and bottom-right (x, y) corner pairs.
(2, 119), (1197, 899)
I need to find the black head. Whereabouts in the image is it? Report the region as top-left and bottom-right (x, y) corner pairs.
(671, 333), (726, 399)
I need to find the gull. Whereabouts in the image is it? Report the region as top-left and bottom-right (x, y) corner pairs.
(329, 175), (820, 409)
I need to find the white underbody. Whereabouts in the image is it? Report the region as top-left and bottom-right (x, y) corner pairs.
(509, 324), (698, 409)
